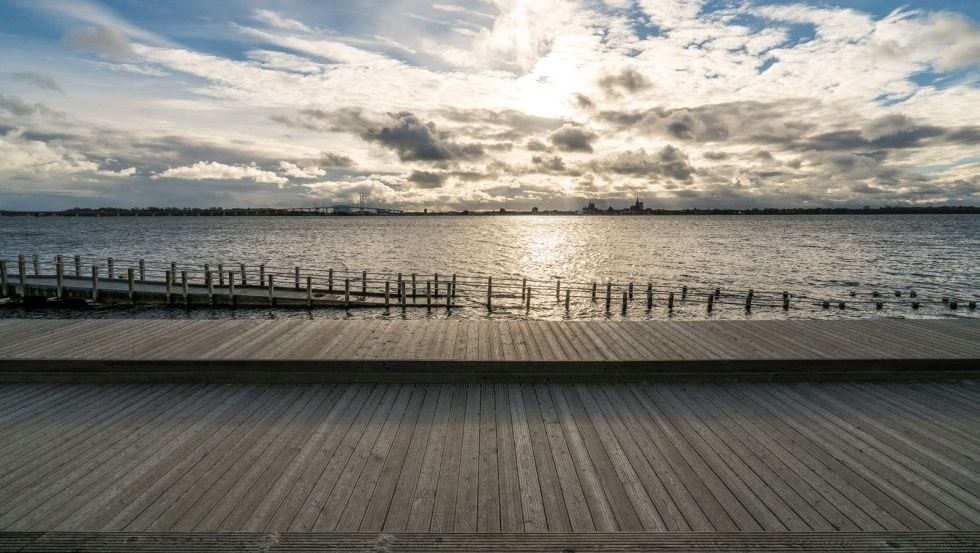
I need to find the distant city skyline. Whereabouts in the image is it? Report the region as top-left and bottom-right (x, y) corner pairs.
(1, 0), (978, 210)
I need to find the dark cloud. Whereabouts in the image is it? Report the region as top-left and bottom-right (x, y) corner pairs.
(574, 93), (595, 110)
(434, 108), (565, 141)
(531, 155), (566, 172)
(526, 138), (549, 151)
(273, 108), (485, 162)
(407, 170), (447, 188)
(320, 152), (354, 168)
(704, 151), (729, 160)
(549, 124), (596, 152)
(592, 145), (695, 181)
(10, 72), (64, 93)
(63, 26), (133, 57)
(598, 68), (651, 95)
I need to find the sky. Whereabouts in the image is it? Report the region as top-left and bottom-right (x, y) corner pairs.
(0, 0), (978, 211)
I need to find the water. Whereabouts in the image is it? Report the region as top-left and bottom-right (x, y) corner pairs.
(2, 214), (977, 320)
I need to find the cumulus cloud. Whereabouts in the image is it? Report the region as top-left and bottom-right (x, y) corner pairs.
(549, 124), (596, 153)
(274, 108), (486, 162)
(154, 161), (288, 185)
(278, 161), (326, 179)
(0, 130), (98, 176)
(592, 146), (695, 181)
(598, 68), (651, 96)
(408, 170), (448, 188)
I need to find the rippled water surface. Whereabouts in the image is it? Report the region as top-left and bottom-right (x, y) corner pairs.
(2, 214), (977, 320)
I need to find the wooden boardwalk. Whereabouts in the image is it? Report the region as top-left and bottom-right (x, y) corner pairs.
(0, 381), (977, 536)
(0, 319), (977, 382)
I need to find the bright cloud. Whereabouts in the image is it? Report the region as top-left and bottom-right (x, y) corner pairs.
(0, 0), (977, 210)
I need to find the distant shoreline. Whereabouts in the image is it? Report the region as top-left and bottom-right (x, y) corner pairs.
(1, 206), (978, 217)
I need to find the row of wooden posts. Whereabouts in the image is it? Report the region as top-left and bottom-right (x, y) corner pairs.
(1, 254), (976, 314)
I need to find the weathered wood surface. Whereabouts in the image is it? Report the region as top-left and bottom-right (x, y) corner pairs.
(0, 381), (977, 534)
(1, 531), (978, 552)
(0, 319), (976, 382)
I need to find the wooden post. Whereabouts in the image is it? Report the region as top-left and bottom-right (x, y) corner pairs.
(33, 255), (40, 276)
(707, 294), (714, 313)
(240, 264), (247, 286)
(127, 268), (134, 304)
(328, 269), (333, 292)
(206, 270), (214, 304)
(525, 286), (531, 314)
(782, 291), (789, 310)
(822, 301), (830, 309)
(605, 282), (611, 313)
(362, 271), (367, 297)
(268, 274), (275, 306)
(446, 282), (451, 312)
(876, 301), (883, 310)
(259, 264), (265, 286)
(487, 277), (492, 312)
(181, 271), (188, 304)
(646, 283), (652, 310)
(74, 255), (81, 277)
(218, 264), (224, 286)
(385, 280), (391, 313)
(628, 282), (633, 300)
(565, 289), (570, 314)
(107, 257), (113, 279)
(204, 264), (210, 285)
(18, 255), (26, 295)
(0, 260), (7, 297)
(911, 301), (920, 310)
(910, 290), (917, 298)
(139, 259), (146, 282)
(838, 301), (846, 310)
(950, 301), (958, 310)
(894, 291), (901, 297)
(411, 273), (417, 304)
(91, 265), (99, 301)
(521, 278), (527, 302)
(591, 282), (597, 302)
(434, 273), (440, 298)
(668, 291), (674, 312)
(968, 301), (976, 310)
(621, 291), (627, 315)
(556, 278), (560, 301)
(344, 278), (350, 310)
(872, 291), (880, 298)
(426, 281), (432, 313)
(229, 271), (236, 307)
(714, 287), (721, 299)
(745, 289), (753, 312)
(681, 285), (687, 300)
(295, 266), (301, 290)
(56, 259), (64, 299)
(165, 270), (172, 304)
(306, 276), (312, 308)
(452, 274), (457, 297)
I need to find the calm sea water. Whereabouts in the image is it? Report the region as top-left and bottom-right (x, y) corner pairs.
(1, 214), (977, 320)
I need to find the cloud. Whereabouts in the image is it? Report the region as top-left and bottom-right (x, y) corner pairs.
(274, 108), (486, 162)
(320, 152), (355, 168)
(598, 68), (651, 96)
(154, 161), (288, 185)
(253, 9), (313, 33)
(62, 26), (133, 56)
(549, 124), (596, 152)
(531, 155), (566, 172)
(592, 145), (695, 181)
(408, 170), (447, 188)
(0, 130), (98, 176)
(10, 72), (64, 93)
(278, 161), (326, 179)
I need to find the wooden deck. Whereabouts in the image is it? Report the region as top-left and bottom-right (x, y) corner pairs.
(0, 381), (977, 536)
(0, 319), (977, 382)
